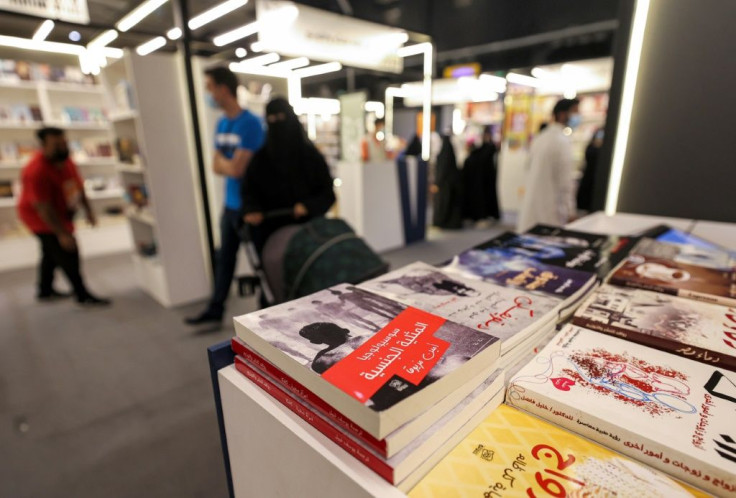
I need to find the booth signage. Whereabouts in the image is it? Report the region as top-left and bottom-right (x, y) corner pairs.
(0, 0), (90, 23)
(256, 0), (405, 73)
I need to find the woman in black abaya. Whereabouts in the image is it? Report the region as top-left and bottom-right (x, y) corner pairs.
(432, 135), (463, 229)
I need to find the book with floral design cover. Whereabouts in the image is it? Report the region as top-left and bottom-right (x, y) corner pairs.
(357, 262), (560, 354)
(233, 284), (501, 439)
(408, 404), (707, 498)
(507, 325), (736, 496)
(574, 284), (736, 371)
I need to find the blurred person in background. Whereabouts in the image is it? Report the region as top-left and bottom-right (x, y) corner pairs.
(517, 98), (580, 232)
(17, 127), (110, 306)
(186, 66), (264, 325)
(241, 97), (336, 253)
(361, 117), (394, 162)
(576, 127), (604, 212)
(462, 126), (500, 225)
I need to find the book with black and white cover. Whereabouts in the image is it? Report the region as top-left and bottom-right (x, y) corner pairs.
(525, 224), (639, 279)
(609, 254), (736, 307)
(507, 325), (736, 496)
(357, 262), (560, 354)
(233, 284), (501, 439)
(233, 354), (503, 488)
(574, 284), (736, 371)
(443, 247), (596, 304)
(633, 237), (734, 271)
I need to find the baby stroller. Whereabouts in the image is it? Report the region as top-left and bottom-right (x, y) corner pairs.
(239, 210), (389, 306)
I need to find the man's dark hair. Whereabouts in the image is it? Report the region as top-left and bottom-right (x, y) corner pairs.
(37, 127), (64, 143)
(552, 98), (580, 119)
(204, 66), (239, 98)
(374, 117), (385, 126)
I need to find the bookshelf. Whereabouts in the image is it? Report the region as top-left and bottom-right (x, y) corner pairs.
(0, 53), (131, 271)
(100, 51), (210, 307)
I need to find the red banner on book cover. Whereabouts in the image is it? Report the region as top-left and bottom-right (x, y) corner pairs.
(322, 307), (450, 403)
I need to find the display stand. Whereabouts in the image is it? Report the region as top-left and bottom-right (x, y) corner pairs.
(0, 56), (131, 271)
(101, 51), (210, 307)
(209, 211), (736, 498)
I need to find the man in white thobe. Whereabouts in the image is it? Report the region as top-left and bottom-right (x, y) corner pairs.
(517, 98), (581, 232)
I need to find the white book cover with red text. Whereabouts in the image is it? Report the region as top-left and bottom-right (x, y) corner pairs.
(507, 325), (736, 496)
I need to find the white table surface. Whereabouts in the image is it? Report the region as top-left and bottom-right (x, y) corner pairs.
(689, 220), (736, 251)
(566, 211), (696, 236)
(219, 365), (406, 498)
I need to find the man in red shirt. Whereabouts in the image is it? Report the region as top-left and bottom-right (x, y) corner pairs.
(17, 127), (110, 306)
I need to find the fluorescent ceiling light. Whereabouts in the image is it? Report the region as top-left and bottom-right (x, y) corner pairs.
(32, 20), (54, 42)
(213, 21), (259, 47)
(268, 57), (310, 71)
(189, 0), (248, 30)
(104, 47), (124, 58)
(228, 62), (288, 78)
(136, 36), (166, 56)
(364, 101), (385, 118)
(235, 47), (247, 58)
(506, 72), (543, 88)
(250, 40), (264, 52)
(88, 29), (118, 48)
(0, 34), (82, 55)
(117, 0), (169, 32)
(236, 52), (279, 66)
(397, 42), (431, 57)
(292, 62), (342, 78)
(166, 27), (182, 40)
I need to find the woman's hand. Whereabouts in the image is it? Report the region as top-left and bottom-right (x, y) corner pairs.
(244, 212), (264, 225)
(294, 203), (308, 219)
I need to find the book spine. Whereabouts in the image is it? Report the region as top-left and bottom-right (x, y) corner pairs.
(505, 388), (731, 496)
(571, 317), (736, 372)
(230, 338), (388, 456)
(233, 357), (396, 484)
(677, 289), (736, 308)
(608, 275), (677, 296)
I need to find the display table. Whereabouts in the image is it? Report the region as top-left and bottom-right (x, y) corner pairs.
(210, 211), (736, 498)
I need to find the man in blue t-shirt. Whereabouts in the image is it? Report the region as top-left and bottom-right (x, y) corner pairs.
(186, 66), (264, 325)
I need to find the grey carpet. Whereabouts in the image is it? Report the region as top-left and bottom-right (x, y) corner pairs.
(0, 223), (507, 498)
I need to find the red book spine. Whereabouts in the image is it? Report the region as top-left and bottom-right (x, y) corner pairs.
(233, 356), (396, 484)
(230, 338), (388, 456)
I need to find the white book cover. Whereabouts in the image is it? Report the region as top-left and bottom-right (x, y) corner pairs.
(358, 262), (560, 354)
(507, 325), (736, 496)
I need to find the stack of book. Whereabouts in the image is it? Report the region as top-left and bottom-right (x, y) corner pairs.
(507, 229), (736, 495)
(231, 284), (504, 491)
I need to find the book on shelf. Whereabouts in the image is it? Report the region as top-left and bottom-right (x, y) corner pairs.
(443, 246), (596, 303)
(632, 237), (734, 271)
(231, 337), (502, 459)
(507, 325), (736, 496)
(357, 261), (560, 355)
(524, 223), (639, 278)
(232, 284), (501, 440)
(408, 404), (707, 498)
(0, 180), (14, 198)
(573, 284), (736, 371)
(609, 254), (736, 307)
(233, 354), (503, 490)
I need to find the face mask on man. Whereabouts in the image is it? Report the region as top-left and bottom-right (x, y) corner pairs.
(51, 147), (70, 162)
(567, 113), (582, 129)
(206, 93), (219, 109)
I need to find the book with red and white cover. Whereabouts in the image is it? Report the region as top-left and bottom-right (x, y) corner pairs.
(507, 325), (736, 496)
(573, 284), (736, 371)
(233, 355), (503, 489)
(357, 262), (560, 354)
(609, 254), (736, 307)
(233, 284), (501, 440)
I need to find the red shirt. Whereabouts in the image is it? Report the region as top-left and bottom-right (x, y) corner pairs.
(17, 152), (83, 234)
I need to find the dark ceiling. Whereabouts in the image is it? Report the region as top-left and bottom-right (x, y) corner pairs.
(0, 0), (622, 98)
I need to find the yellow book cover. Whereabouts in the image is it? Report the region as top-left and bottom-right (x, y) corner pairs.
(409, 405), (707, 498)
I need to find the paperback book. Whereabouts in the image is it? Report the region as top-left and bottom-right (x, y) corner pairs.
(233, 284), (501, 439)
(507, 325), (736, 496)
(233, 355), (503, 489)
(357, 262), (560, 354)
(444, 248), (596, 301)
(574, 284), (736, 371)
(409, 404), (707, 498)
(609, 254), (736, 307)
(633, 237), (734, 271)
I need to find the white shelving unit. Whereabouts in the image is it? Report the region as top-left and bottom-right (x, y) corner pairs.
(0, 53), (131, 270)
(101, 51), (210, 307)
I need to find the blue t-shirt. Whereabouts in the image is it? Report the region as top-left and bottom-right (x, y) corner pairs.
(214, 110), (265, 210)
